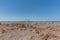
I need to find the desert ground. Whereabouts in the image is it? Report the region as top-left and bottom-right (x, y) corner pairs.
(0, 22), (60, 40)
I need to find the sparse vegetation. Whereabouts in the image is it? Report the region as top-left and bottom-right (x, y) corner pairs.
(0, 22), (60, 40)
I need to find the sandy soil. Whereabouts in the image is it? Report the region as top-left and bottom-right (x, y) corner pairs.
(0, 23), (60, 40)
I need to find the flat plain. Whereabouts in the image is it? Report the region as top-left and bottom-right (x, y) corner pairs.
(0, 22), (60, 40)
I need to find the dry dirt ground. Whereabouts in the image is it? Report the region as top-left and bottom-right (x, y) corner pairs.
(0, 23), (60, 40)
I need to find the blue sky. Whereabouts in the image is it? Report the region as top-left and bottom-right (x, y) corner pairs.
(0, 0), (60, 21)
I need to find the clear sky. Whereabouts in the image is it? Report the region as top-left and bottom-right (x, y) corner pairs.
(0, 0), (60, 21)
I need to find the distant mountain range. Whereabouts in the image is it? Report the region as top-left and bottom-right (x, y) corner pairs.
(0, 21), (60, 24)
